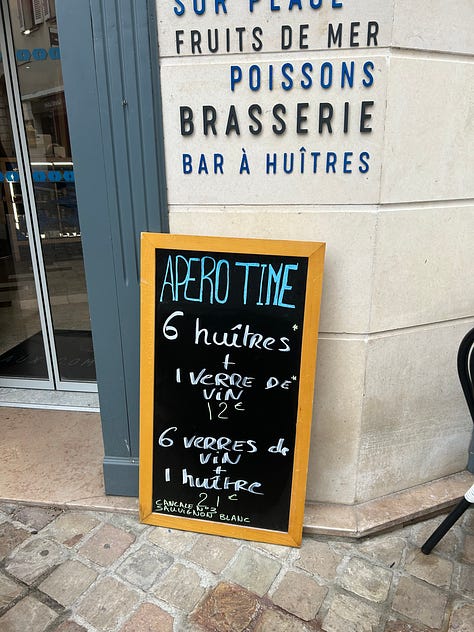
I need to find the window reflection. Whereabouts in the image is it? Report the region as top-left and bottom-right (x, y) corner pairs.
(0, 58), (48, 379)
(0, 0), (96, 384)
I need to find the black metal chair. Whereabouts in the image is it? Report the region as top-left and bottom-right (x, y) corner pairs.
(422, 327), (474, 554)
(459, 327), (474, 473)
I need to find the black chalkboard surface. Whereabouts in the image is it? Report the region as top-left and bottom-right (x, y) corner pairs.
(140, 234), (325, 547)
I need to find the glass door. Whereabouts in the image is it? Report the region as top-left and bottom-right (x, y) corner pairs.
(0, 0), (96, 391)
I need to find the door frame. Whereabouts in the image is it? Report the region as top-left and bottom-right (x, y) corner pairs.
(0, 0), (97, 392)
(57, 0), (168, 495)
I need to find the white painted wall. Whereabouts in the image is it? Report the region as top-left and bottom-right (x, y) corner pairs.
(157, 0), (474, 504)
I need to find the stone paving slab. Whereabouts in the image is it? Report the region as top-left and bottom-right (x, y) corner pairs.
(294, 539), (343, 581)
(392, 576), (448, 629)
(352, 534), (406, 569)
(271, 570), (327, 620)
(55, 621), (88, 632)
(153, 563), (206, 612)
(75, 576), (140, 631)
(338, 556), (393, 602)
(404, 548), (453, 589)
(0, 501), (472, 632)
(448, 602), (474, 632)
(185, 534), (240, 574)
(8, 505), (62, 532)
(322, 592), (381, 632)
(0, 571), (23, 609)
(0, 595), (58, 631)
(115, 543), (173, 590)
(224, 547), (281, 597)
(0, 523), (30, 561)
(4, 537), (66, 584)
(463, 511), (474, 534)
(191, 582), (260, 631)
(120, 602), (174, 632)
(78, 523), (135, 567)
(41, 512), (99, 547)
(254, 608), (312, 631)
(39, 559), (98, 606)
(462, 534), (474, 564)
(383, 621), (436, 632)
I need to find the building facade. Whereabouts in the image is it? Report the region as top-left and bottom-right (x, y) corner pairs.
(1, 1), (473, 519)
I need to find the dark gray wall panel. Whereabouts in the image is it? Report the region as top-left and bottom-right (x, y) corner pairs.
(57, 0), (167, 493)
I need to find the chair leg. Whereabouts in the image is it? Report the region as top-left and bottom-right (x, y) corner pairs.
(468, 430), (474, 473)
(421, 483), (474, 555)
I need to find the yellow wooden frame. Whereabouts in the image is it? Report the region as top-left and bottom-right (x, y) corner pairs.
(139, 233), (325, 547)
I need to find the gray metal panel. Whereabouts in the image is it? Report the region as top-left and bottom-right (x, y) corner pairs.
(103, 457), (139, 497)
(57, 0), (167, 491)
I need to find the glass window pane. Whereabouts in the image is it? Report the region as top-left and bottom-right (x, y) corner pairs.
(0, 55), (48, 381)
(8, 0), (95, 383)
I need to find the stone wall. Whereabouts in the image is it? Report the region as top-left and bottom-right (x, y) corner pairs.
(157, 0), (474, 504)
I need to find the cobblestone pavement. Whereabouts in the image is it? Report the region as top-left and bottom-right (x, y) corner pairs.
(0, 502), (473, 632)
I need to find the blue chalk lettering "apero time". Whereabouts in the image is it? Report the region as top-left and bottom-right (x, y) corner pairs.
(159, 254), (299, 309)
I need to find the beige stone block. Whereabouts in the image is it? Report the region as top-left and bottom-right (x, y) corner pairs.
(0, 523), (29, 562)
(185, 534), (239, 573)
(153, 563), (205, 611)
(381, 56), (474, 204)
(39, 560), (97, 607)
(338, 557), (393, 602)
(160, 53), (387, 207)
(392, 576), (447, 629)
(5, 538), (66, 585)
(370, 205), (474, 331)
(356, 534), (406, 568)
(354, 472), (473, 537)
(410, 515), (462, 557)
(147, 525), (199, 553)
(307, 336), (367, 504)
(404, 548), (453, 589)
(9, 505), (61, 531)
(0, 596), (58, 632)
(225, 547), (281, 597)
(253, 541), (292, 560)
(121, 603), (174, 632)
(295, 539), (342, 581)
(0, 572), (23, 609)
(357, 322), (474, 502)
(322, 592), (380, 632)
(271, 570), (327, 620)
(157, 0), (393, 57)
(462, 533), (474, 564)
(255, 608), (311, 632)
(55, 621), (87, 632)
(116, 544), (173, 589)
(393, 0), (474, 55)
(448, 603), (474, 632)
(76, 577), (140, 632)
(78, 523), (135, 567)
(0, 408), (106, 507)
(191, 582), (259, 632)
(457, 563), (474, 598)
(169, 206), (378, 334)
(42, 512), (99, 547)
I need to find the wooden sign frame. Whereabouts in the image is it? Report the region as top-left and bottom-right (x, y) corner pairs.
(139, 233), (325, 547)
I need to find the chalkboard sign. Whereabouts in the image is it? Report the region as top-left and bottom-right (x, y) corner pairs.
(139, 233), (325, 547)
